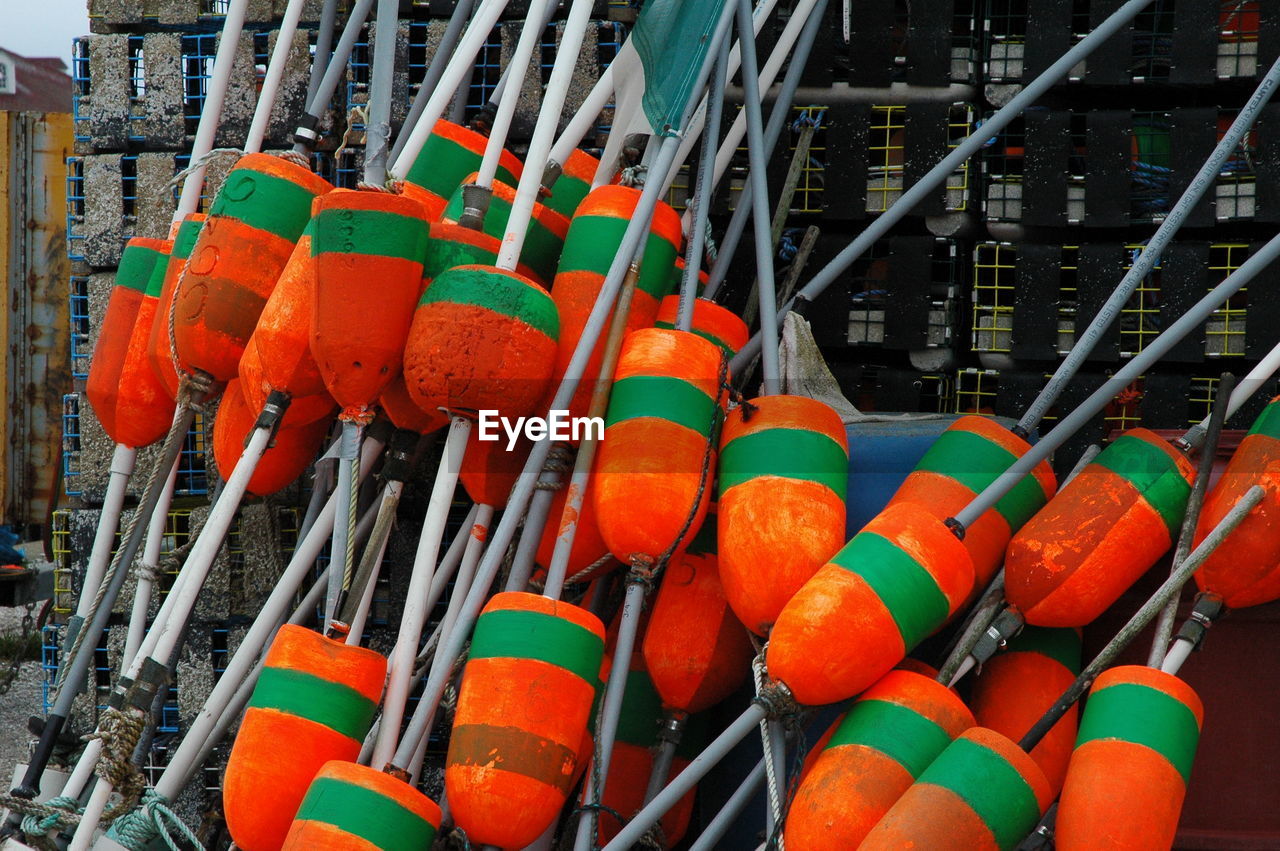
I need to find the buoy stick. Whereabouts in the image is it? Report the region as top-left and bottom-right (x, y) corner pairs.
(123, 457), (181, 664)
(362, 0), (400, 185)
(686, 758), (767, 851)
(290, 0), (376, 154)
(372, 416), (470, 769)
(297, 455), (334, 544)
(733, 0), (780, 394)
(642, 712), (687, 806)
(701, 0), (826, 301)
(727, 0), (1162, 371)
(602, 701), (768, 851)
(1016, 485), (1263, 753)
(325, 420), (363, 631)
(387, 0), (480, 162)
(676, 34), (730, 331)
(244, 0), (310, 153)
(303, 0), (340, 108)
(389, 86), (723, 775)
(1146, 374), (1236, 666)
(503, 480), (560, 592)
(951, 233), (1280, 532)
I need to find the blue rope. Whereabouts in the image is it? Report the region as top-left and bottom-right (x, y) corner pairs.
(108, 789), (204, 851)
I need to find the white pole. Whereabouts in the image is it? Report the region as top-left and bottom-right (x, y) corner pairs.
(244, 0), (309, 153)
(475, 0), (553, 190)
(73, 445), (136, 624)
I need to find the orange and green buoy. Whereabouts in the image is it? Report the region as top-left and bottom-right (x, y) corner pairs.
(281, 759), (441, 851)
(212, 380), (333, 498)
(400, 119), (522, 220)
(442, 173), (569, 286)
(147, 212), (205, 400)
(654, 294), (749, 359)
(542, 148), (600, 219)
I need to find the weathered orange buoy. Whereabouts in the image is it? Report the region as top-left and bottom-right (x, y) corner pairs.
(550, 185), (683, 419)
(148, 213), (205, 400)
(654, 295), (750, 358)
(642, 534), (754, 714)
(718, 395), (848, 634)
(767, 502), (975, 706)
(1056, 666), (1203, 851)
(590, 656), (697, 848)
(593, 328), (723, 564)
(239, 220), (332, 428)
(423, 220), (543, 290)
(785, 668), (975, 849)
(403, 264), (559, 418)
(223, 624), (385, 851)
(87, 237), (172, 448)
(534, 484), (613, 583)
(860, 726), (1053, 850)
(665, 257), (710, 300)
(1194, 396), (1280, 607)
(970, 626), (1081, 795)
(173, 154), (331, 382)
(281, 760), (440, 851)
(1006, 428), (1194, 627)
(377, 373), (449, 435)
(400, 119), (522, 220)
(212, 380), (333, 497)
(889, 415), (1057, 586)
(543, 148), (600, 219)
(446, 591), (605, 848)
(459, 429), (529, 508)
(310, 189), (429, 417)
(442, 173), (570, 286)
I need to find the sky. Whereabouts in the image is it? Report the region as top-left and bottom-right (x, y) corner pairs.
(2, 0), (92, 63)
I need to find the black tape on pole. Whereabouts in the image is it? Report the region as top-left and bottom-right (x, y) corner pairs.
(904, 103), (953, 218)
(1083, 110), (1132, 229)
(1157, 241), (1210, 365)
(846, 0), (895, 87)
(1023, 0), (1074, 82)
(1074, 243), (1123, 363)
(882, 236), (934, 351)
(1022, 110), (1072, 228)
(1255, 103), (1280, 224)
(1168, 108), (1218, 229)
(906, 0), (955, 86)
(1170, 2), (1220, 86)
(1085, 0), (1134, 86)
(1246, 240), (1280, 359)
(1011, 243), (1064, 362)
(822, 102), (869, 220)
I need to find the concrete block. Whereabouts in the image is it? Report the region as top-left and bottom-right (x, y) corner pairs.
(244, 0), (274, 24)
(142, 33), (186, 148)
(557, 20), (599, 139)
(265, 28), (313, 147)
(156, 0), (199, 25)
(201, 150), (242, 206)
(87, 36), (131, 150)
(81, 155), (126, 267)
(87, 0), (143, 28)
(272, 0), (323, 19)
(213, 32), (259, 149)
(134, 152), (178, 239)
(232, 503), (289, 615)
(501, 21), (543, 142)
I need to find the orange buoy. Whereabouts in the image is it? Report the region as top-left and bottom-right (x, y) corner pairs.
(1056, 666), (1203, 851)
(148, 213), (205, 400)
(424, 220), (543, 289)
(173, 154), (331, 382)
(400, 119), (522, 220)
(534, 484), (613, 584)
(549, 186), (683, 420)
(1006, 428), (1194, 628)
(717, 395), (848, 634)
(860, 726), (1053, 850)
(1193, 396), (1280, 607)
(223, 625), (386, 851)
(446, 591), (605, 848)
(654, 295), (749, 359)
(970, 626), (1082, 795)
(403, 264), (559, 418)
(377, 373), (449, 435)
(593, 328), (723, 564)
(543, 148), (600, 219)
(785, 668), (975, 849)
(239, 219), (333, 428)
(460, 429), (529, 508)
(87, 237), (173, 448)
(642, 535), (755, 714)
(766, 501), (975, 706)
(889, 415), (1057, 586)
(310, 189), (429, 417)
(442, 173), (569, 286)
(665, 257), (709, 300)
(281, 760), (441, 851)
(212, 380), (333, 497)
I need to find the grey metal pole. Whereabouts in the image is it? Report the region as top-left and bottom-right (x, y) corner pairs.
(1014, 56), (1280, 436)
(688, 759), (767, 851)
(388, 2), (738, 767)
(292, 0), (376, 152)
(702, 0), (827, 302)
(1017, 484), (1263, 752)
(728, 0), (1160, 373)
(388, 0), (480, 162)
(678, 31), (731, 331)
(734, 0), (781, 394)
(362, 0), (399, 185)
(503, 473), (560, 592)
(952, 231), (1280, 531)
(304, 0), (340, 107)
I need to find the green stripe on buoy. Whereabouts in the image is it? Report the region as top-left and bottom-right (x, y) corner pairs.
(556, 215), (677, 299)
(605, 376), (717, 437)
(296, 775), (436, 851)
(920, 736), (1042, 850)
(1246, 399), (1280, 441)
(615, 668), (663, 748)
(826, 698), (952, 778)
(1006, 626), (1081, 673)
(312, 208), (427, 264)
(209, 168), (316, 243)
(468, 608), (603, 685)
(116, 243), (164, 293)
(421, 267), (559, 340)
(1076, 682), (1200, 783)
(830, 532), (950, 650)
(1091, 434), (1190, 541)
(246, 668), (377, 741)
(719, 428), (848, 498)
(912, 429), (1048, 531)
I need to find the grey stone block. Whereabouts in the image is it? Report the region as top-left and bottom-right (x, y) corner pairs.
(87, 36), (131, 150)
(156, 0), (199, 25)
(213, 32), (259, 149)
(82, 155), (126, 267)
(135, 152), (178, 239)
(265, 28), (313, 147)
(501, 21), (543, 142)
(558, 20), (599, 138)
(87, 0), (143, 28)
(142, 33), (187, 149)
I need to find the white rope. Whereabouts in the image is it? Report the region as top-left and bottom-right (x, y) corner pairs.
(753, 653), (785, 848)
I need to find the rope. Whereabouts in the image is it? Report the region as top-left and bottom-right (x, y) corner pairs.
(0, 794), (83, 848)
(333, 104), (369, 164)
(754, 655), (785, 850)
(89, 705), (149, 822)
(275, 149), (311, 170)
(165, 148), (244, 190)
(527, 552), (613, 593)
(534, 444), (574, 491)
(110, 788), (205, 851)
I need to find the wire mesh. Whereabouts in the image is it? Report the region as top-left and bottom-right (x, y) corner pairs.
(954, 367), (1000, 416)
(866, 103), (972, 215)
(61, 396), (82, 499)
(1206, 242), (1249, 358)
(1219, 0), (1260, 78)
